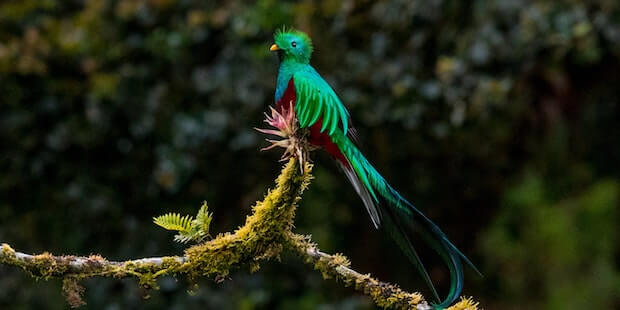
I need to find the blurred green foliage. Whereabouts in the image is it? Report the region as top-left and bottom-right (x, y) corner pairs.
(483, 175), (619, 309)
(0, 0), (619, 309)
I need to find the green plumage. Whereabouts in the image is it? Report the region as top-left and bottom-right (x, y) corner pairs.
(293, 68), (349, 135)
(273, 29), (349, 136)
(272, 28), (479, 309)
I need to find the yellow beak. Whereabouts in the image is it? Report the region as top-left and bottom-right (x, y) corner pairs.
(270, 44), (280, 52)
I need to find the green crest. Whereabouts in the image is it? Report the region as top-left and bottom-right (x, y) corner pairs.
(273, 26), (313, 63)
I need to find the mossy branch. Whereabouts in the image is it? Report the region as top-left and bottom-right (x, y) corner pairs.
(0, 158), (479, 310)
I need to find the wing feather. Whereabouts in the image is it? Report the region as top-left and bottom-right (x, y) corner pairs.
(338, 104), (348, 135)
(321, 102), (332, 132)
(293, 67), (349, 135)
(308, 95), (323, 126)
(296, 84), (309, 126)
(329, 106), (339, 135)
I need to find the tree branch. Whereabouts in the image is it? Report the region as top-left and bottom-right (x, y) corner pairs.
(0, 159), (479, 310)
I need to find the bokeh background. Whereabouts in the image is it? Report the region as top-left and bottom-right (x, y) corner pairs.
(1, 0), (619, 309)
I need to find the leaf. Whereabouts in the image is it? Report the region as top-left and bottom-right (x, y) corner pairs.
(153, 202), (213, 244)
(153, 213), (193, 233)
(173, 233), (197, 244)
(193, 201), (213, 235)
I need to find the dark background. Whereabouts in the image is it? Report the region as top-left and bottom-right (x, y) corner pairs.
(1, 0), (619, 309)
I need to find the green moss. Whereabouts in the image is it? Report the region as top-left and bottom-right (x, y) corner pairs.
(294, 239), (427, 309)
(137, 273), (159, 290)
(446, 297), (479, 310)
(312, 253), (349, 280)
(184, 159), (311, 279)
(0, 243), (17, 262)
(160, 256), (184, 270)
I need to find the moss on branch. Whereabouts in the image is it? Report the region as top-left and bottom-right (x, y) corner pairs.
(0, 158), (479, 310)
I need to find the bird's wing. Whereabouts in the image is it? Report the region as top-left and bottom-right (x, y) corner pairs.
(293, 67), (349, 136)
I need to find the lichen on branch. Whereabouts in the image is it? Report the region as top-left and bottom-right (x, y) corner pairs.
(0, 158), (479, 310)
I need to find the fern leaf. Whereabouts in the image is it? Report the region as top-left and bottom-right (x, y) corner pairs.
(193, 201), (213, 235)
(173, 233), (196, 244)
(154, 202), (214, 244)
(153, 213), (193, 232)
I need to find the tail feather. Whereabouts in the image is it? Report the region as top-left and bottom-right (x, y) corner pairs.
(337, 162), (381, 228)
(331, 132), (478, 308)
(381, 201), (441, 302)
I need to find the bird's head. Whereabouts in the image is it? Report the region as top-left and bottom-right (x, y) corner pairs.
(271, 27), (313, 64)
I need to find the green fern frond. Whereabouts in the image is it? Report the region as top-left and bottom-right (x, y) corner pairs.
(174, 233), (197, 244)
(193, 201), (213, 234)
(154, 202), (213, 244)
(153, 213), (193, 233)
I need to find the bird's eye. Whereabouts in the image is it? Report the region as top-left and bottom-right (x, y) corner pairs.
(291, 41), (297, 48)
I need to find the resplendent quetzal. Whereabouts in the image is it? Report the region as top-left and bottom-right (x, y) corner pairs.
(267, 27), (479, 308)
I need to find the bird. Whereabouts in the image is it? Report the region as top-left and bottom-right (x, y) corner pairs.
(265, 27), (479, 308)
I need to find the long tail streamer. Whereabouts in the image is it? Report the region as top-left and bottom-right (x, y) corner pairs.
(331, 130), (481, 309)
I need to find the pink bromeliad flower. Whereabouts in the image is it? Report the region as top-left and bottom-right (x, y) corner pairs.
(255, 102), (313, 170)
